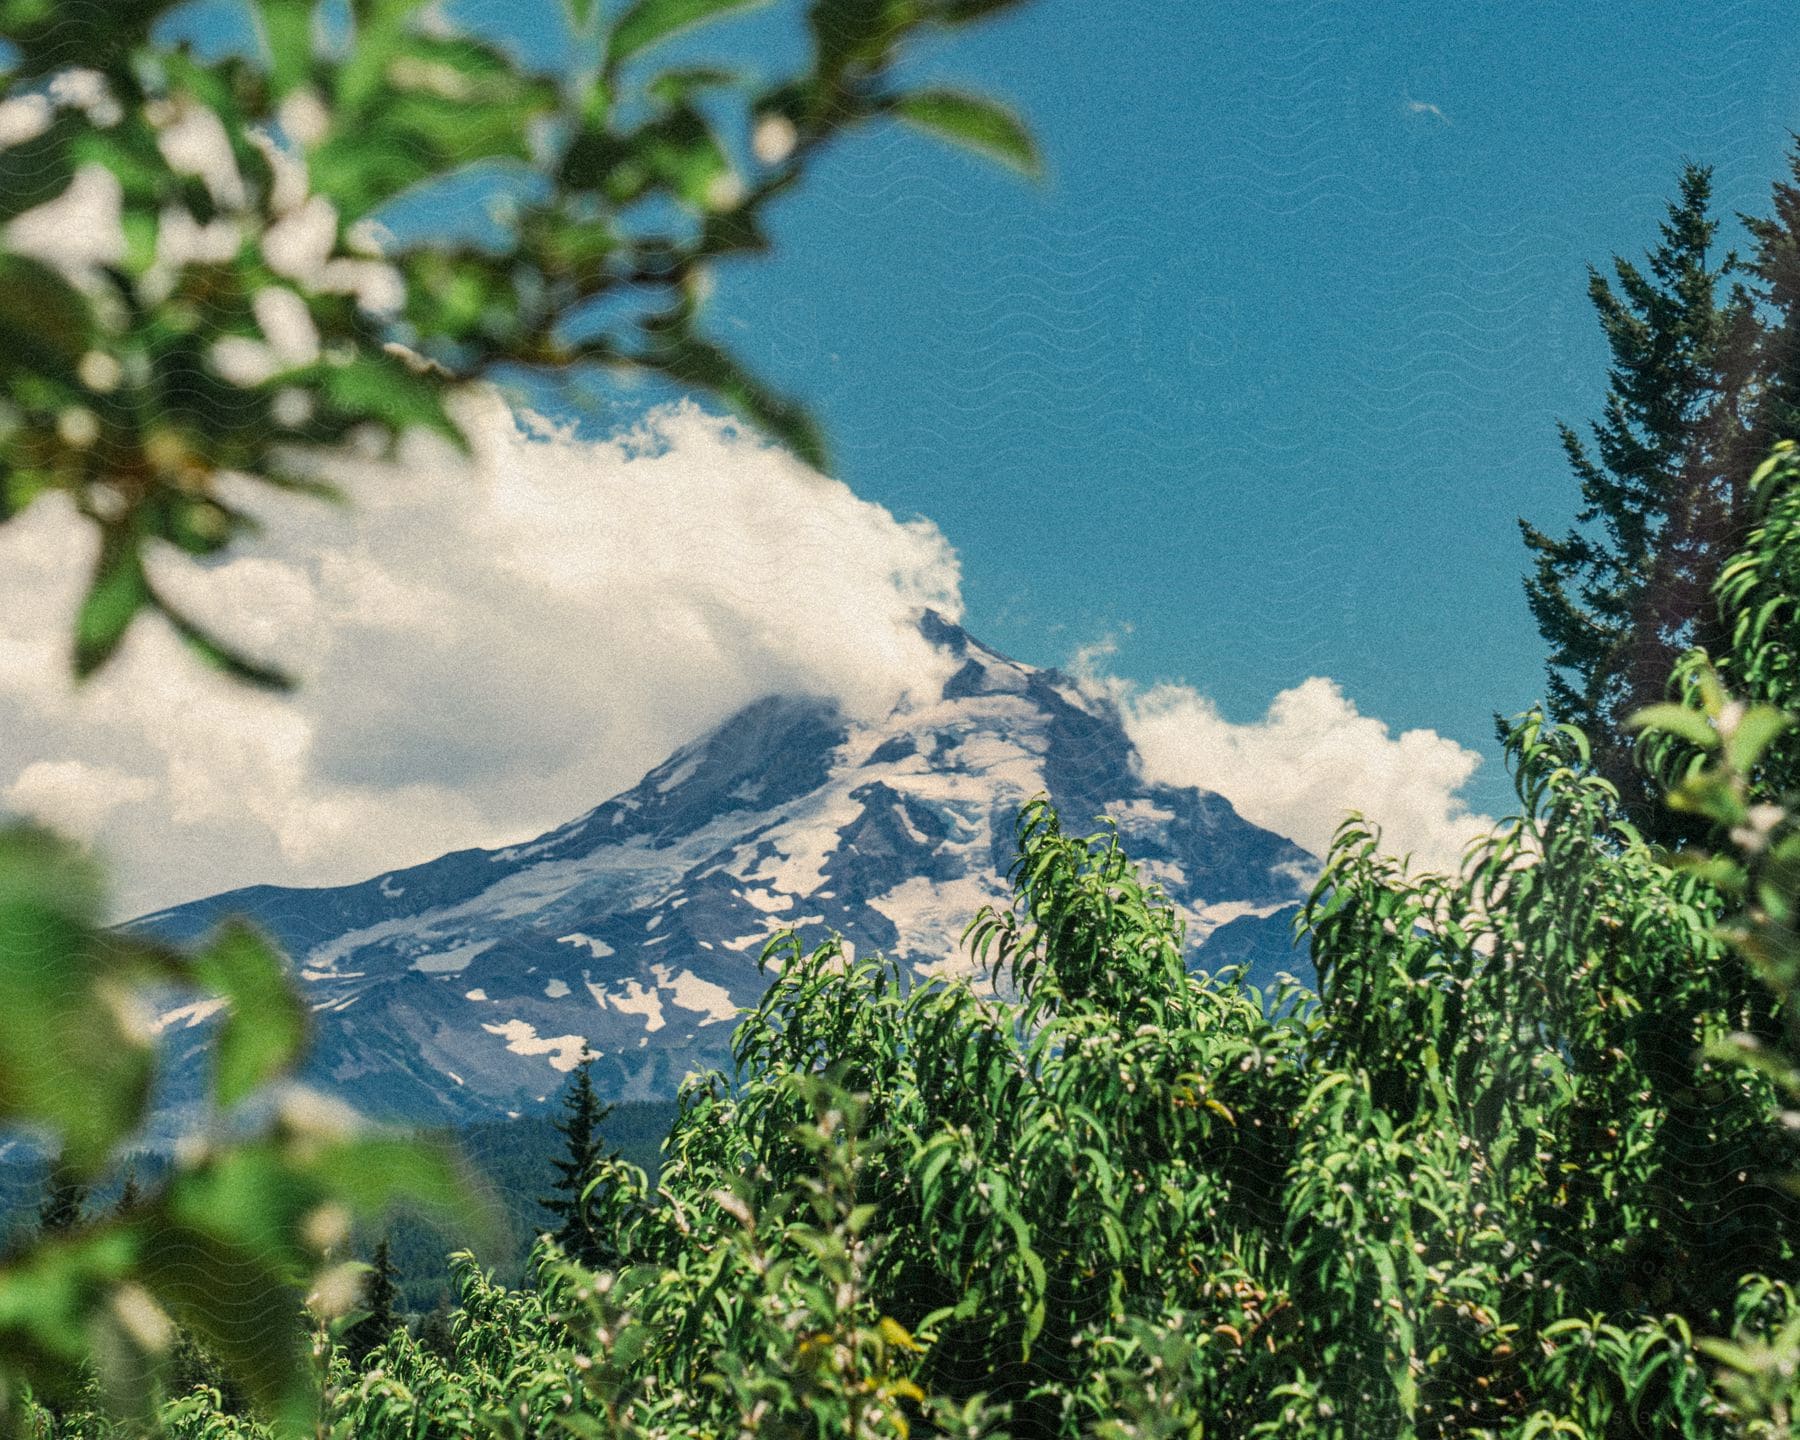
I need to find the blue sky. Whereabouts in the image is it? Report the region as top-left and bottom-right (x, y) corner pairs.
(179, 0), (1800, 819)
(688, 0), (1800, 819)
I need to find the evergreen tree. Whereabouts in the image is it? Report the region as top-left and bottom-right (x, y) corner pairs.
(417, 1304), (456, 1363)
(36, 1163), (88, 1235)
(539, 1056), (616, 1270)
(344, 1236), (400, 1369)
(115, 1166), (141, 1216)
(1744, 139), (1800, 446)
(1520, 163), (1758, 833)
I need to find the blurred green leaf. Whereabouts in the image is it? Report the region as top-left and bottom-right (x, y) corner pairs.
(607, 0), (770, 71)
(252, 0), (318, 96)
(0, 826), (167, 1174)
(894, 88), (1040, 176)
(189, 920), (307, 1109)
(634, 103), (731, 208)
(0, 1226), (138, 1398)
(1727, 704), (1794, 775)
(303, 1134), (503, 1253)
(0, 114), (78, 224)
(157, 598), (296, 692)
(0, 252), (91, 379)
(1629, 701), (1719, 750)
(638, 330), (825, 469)
(321, 356), (467, 446)
(75, 535), (151, 680)
(136, 1221), (315, 1430)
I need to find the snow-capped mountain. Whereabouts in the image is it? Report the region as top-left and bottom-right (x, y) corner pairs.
(136, 613), (1315, 1127)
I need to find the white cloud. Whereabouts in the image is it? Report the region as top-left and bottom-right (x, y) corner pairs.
(0, 385), (1494, 918)
(6, 759), (155, 842)
(1083, 656), (1496, 878)
(0, 397), (961, 918)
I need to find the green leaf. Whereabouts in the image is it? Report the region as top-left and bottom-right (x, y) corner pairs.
(647, 64), (741, 104)
(636, 330), (825, 469)
(894, 88), (1040, 177)
(0, 252), (92, 379)
(303, 1135), (504, 1252)
(0, 112), (78, 224)
(607, 0), (769, 70)
(189, 921), (307, 1108)
(0, 826), (169, 1174)
(252, 0), (318, 96)
(631, 103), (731, 208)
(321, 355), (467, 447)
(1726, 703), (1793, 774)
(156, 597), (295, 693)
(135, 1221), (314, 1431)
(1627, 702), (1718, 750)
(75, 534), (150, 680)
(0, 1225), (140, 1404)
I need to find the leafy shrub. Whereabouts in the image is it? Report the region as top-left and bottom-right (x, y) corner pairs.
(133, 441), (1800, 1440)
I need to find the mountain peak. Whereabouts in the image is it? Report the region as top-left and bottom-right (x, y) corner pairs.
(140, 620), (1314, 1130)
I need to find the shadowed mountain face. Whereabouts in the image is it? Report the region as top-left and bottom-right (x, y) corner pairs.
(135, 613), (1315, 1128)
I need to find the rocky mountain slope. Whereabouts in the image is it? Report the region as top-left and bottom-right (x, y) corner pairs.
(136, 613), (1315, 1127)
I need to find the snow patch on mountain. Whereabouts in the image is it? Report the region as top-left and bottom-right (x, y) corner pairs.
(483, 1019), (588, 1071)
(413, 939), (496, 974)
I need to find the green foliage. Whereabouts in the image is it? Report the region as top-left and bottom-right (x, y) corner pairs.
(169, 678), (1795, 1437)
(0, 822), (499, 1437)
(0, 0), (1036, 682)
(117, 440), (1800, 1435)
(1520, 162), (1763, 835)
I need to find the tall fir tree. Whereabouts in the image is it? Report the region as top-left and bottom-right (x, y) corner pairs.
(1744, 139), (1800, 447)
(344, 1235), (400, 1369)
(36, 1163), (88, 1235)
(539, 1055), (616, 1270)
(114, 1165), (141, 1216)
(1520, 163), (1758, 835)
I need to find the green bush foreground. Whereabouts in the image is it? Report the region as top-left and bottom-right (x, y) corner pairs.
(6, 441), (1800, 1438)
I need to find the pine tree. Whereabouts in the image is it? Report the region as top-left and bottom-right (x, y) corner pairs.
(37, 1162), (89, 1235)
(115, 1166), (141, 1216)
(1520, 163), (1758, 833)
(344, 1235), (400, 1369)
(418, 1304), (457, 1363)
(539, 1055), (616, 1269)
(1744, 140), (1800, 447)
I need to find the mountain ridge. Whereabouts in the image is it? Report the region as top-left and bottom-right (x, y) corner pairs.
(136, 611), (1315, 1130)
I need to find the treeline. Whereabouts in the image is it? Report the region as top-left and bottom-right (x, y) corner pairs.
(23, 435), (1800, 1434)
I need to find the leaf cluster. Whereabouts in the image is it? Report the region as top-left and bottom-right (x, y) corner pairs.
(0, 0), (1038, 685)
